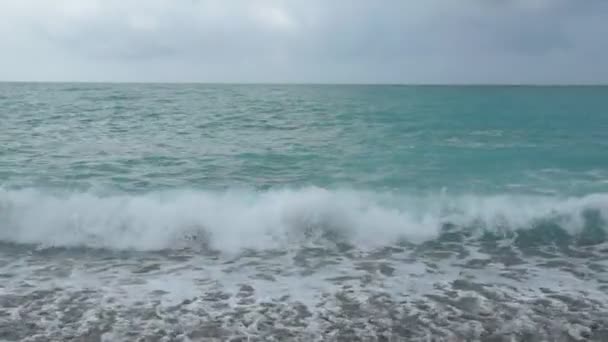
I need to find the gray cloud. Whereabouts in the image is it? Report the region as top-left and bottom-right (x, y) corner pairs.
(0, 0), (607, 83)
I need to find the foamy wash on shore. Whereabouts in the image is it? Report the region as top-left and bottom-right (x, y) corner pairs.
(1, 83), (608, 341)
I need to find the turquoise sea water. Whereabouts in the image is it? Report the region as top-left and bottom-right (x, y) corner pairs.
(1, 83), (608, 340)
(2, 83), (608, 194)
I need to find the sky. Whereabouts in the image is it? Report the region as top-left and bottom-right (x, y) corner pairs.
(0, 0), (607, 84)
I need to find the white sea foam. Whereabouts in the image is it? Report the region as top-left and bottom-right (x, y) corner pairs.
(0, 187), (607, 252)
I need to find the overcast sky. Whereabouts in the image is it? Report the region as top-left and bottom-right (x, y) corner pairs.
(0, 0), (607, 84)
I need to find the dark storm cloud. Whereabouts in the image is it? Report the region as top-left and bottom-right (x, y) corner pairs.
(0, 0), (606, 83)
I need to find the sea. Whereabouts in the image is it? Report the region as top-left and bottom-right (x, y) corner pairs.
(1, 83), (607, 341)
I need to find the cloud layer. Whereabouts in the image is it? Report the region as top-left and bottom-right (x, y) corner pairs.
(1, 0), (607, 83)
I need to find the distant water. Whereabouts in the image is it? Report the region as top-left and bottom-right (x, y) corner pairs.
(1, 83), (608, 341)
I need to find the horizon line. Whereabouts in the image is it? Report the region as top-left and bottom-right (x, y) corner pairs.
(1, 80), (607, 87)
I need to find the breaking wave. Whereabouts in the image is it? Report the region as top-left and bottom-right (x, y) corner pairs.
(0, 187), (607, 252)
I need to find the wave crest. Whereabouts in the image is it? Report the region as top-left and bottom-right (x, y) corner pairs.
(1, 187), (607, 252)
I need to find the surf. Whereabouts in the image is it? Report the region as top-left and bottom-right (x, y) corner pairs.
(0, 187), (606, 252)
